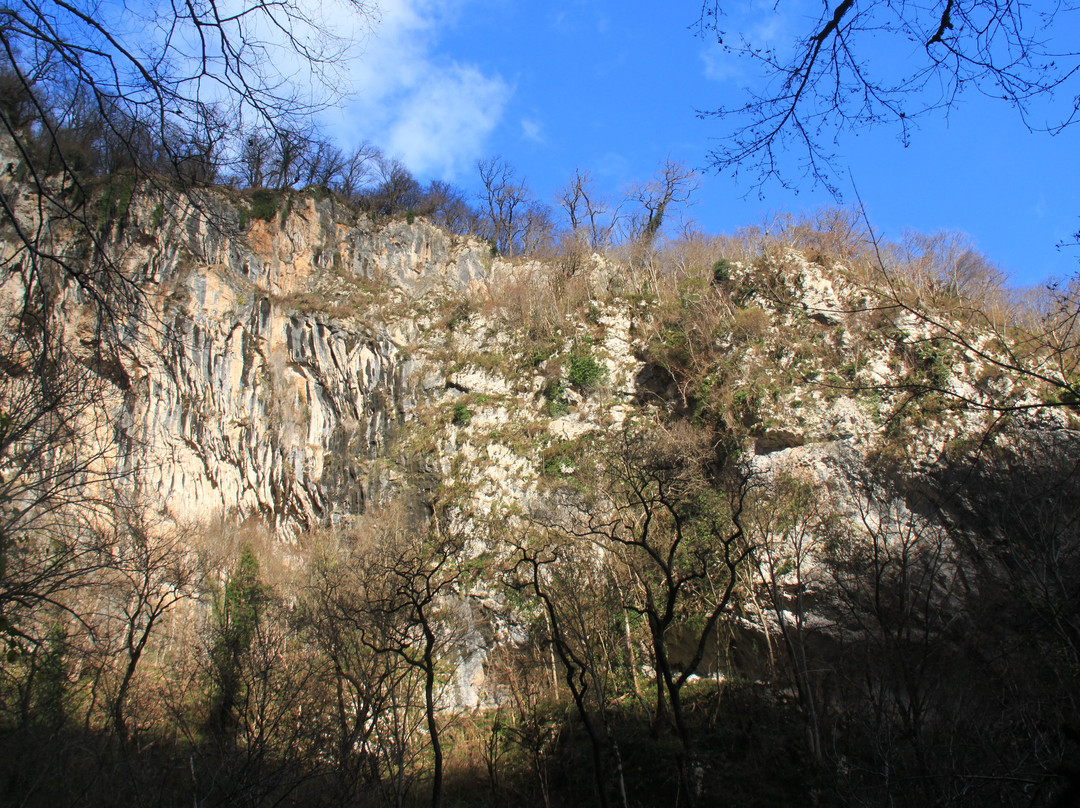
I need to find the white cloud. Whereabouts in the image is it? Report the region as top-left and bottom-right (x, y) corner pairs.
(521, 118), (544, 144)
(328, 0), (511, 178)
(596, 152), (630, 181)
(386, 65), (512, 175)
(699, 0), (796, 85)
(700, 44), (745, 83)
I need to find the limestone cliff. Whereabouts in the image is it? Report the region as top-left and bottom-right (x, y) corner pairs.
(6, 182), (1073, 543)
(3, 180), (1078, 782)
(83, 190), (490, 534)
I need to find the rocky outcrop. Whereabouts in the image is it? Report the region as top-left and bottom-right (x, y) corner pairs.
(96, 191), (493, 534)
(8, 182), (1071, 550)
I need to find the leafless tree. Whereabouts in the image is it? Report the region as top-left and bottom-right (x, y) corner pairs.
(542, 424), (753, 806)
(424, 179), (483, 235)
(362, 157), (422, 216)
(98, 509), (198, 749)
(747, 470), (840, 762)
(309, 504), (464, 808)
(625, 161), (698, 250)
(508, 531), (632, 808)
(854, 220), (1080, 415)
(268, 126), (316, 189)
(518, 201), (556, 256)
(930, 427), (1080, 806)
(825, 484), (981, 807)
(0, 0), (376, 302)
(696, 0), (1080, 192)
(477, 156), (531, 257)
(557, 169), (621, 252)
(361, 530), (462, 808)
(335, 141), (383, 201)
(238, 129), (276, 188)
(303, 555), (411, 802)
(937, 426), (1080, 684)
(481, 643), (563, 808)
(0, 348), (121, 651)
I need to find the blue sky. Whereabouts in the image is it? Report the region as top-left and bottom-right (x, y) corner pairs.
(323, 0), (1080, 287)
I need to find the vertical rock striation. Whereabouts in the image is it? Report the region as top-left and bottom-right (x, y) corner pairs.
(104, 192), (488, 534)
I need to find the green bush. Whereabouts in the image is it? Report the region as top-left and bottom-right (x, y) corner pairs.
(303, 184), (331, 201)
(96, 176), (135, 228)
(541, 445), (574, 477)
(248, 189), (278, 222)
(1057, 381), (1080, 409)
(677, 277), (709, 305)
(452, 400), (472, 426)
(914, 340), (950, 388)
(279, 194), (293, 227)
(732, 387), (763, 426)
(542, 378), (569, 417)
(528, 339), (558, 368)
(712, 258), (733, 283)
(567, 352), (606, 391)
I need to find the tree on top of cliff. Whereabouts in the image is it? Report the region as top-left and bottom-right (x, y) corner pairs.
(0, 0), (375, 282)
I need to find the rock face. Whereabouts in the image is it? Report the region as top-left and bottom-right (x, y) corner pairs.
(102, 191), (491, 534)
(9, 184), (1071, 548)
(6, 182), (1079, 723)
